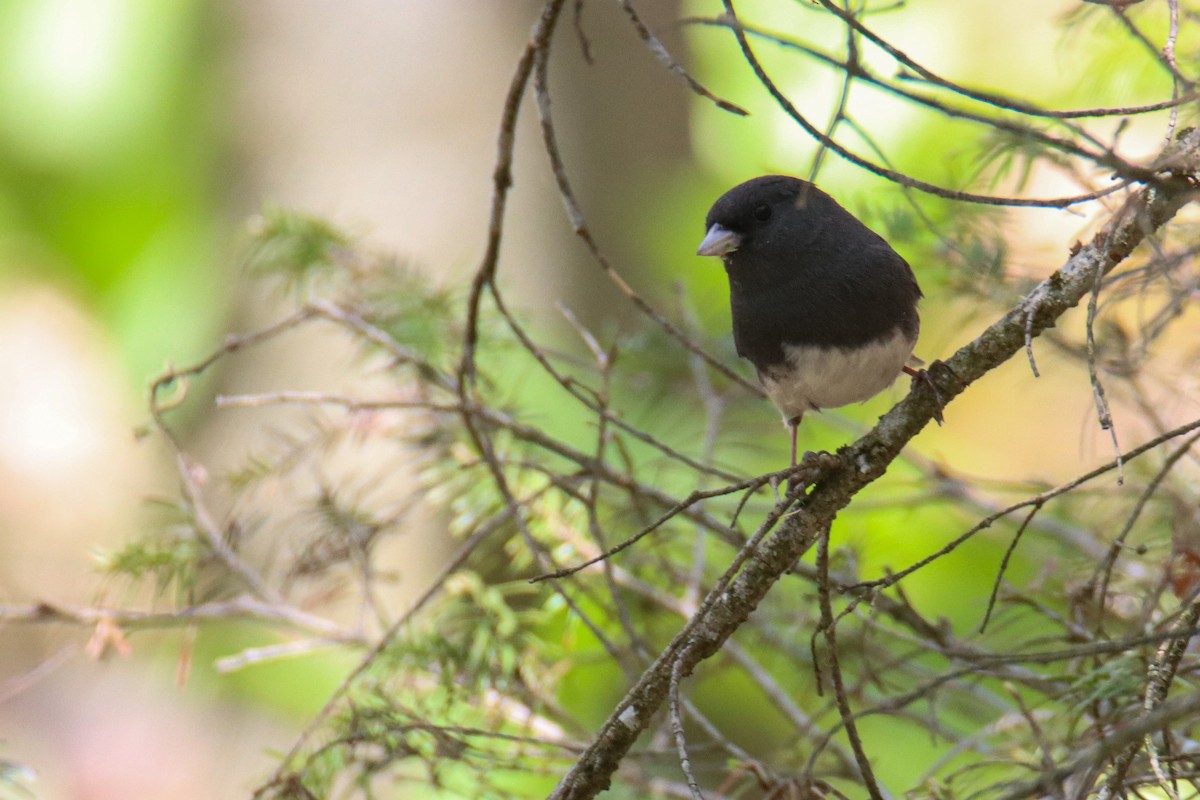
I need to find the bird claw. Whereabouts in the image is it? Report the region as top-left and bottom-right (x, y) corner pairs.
(785, 450), (842, 493)
(903, 361), (955, 426)
(803, 449), (843, 470)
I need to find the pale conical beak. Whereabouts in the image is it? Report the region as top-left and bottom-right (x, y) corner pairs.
(696, 223), (740, 257)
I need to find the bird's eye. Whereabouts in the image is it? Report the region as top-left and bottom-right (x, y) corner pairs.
(753, 204), (772, 222)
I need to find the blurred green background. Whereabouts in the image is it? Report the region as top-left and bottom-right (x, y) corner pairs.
(0, 0), (226, 380)
(0, 0), (1188, 798)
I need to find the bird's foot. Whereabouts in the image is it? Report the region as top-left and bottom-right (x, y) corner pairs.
(785, 450), (842, 494)
(903, 362), (957, 426)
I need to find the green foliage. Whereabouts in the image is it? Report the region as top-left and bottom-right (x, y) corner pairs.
(974, 126), (1075, 194)
(246, 206), (464, 369)
(1064, 654), (1146, 713)
(385, 571), (562, 697)
(95, 498), (205, 602)
(246, 206), (353, 292)
(265, 575), (569, 799)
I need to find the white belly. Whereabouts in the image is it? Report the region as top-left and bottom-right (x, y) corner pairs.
(760, 328), (917, 422)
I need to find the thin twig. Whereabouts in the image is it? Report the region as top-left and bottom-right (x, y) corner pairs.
(815, 526), (886, 800)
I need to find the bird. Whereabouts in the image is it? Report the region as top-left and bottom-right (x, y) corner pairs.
(696, 175), (927, 467)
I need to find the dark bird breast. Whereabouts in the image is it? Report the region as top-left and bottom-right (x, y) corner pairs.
(722, 191), (920, 375)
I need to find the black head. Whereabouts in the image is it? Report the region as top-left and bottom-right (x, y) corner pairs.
(697, 175), (843, 269)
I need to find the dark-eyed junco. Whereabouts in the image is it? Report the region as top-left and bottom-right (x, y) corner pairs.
(697, 175), (925, 465)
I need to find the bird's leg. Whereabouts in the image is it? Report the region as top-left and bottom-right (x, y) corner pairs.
(903, 363), (953, 425)
(783, 415), (841, 493)
(785, 417), (802, 494)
